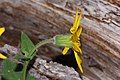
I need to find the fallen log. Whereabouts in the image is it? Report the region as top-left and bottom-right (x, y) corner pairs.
(0, 0), (120, 80)
(0, 44), (82, 80)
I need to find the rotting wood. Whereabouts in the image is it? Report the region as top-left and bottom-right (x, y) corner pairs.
(0, 44), (82, 80)
(0, 0), (120, 80)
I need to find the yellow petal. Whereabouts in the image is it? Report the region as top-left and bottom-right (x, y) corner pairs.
(0, 53), (7, 59)
(74, 51), (83, 73)
(0, 27), (5, 36)
(72, 32), (79, 41)
(70, 8), (79, 33)
(76, 10), (82, 32)
(72, 42), (82, 54)
(62, 47), (69, 55)
(76, 27), (82, 38)
(70, 9), (82, 34)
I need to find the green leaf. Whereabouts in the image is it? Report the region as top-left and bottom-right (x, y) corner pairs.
(2, 59), (22, 80)
(2, 59), (35, 80)
(21, 32), (35, 57)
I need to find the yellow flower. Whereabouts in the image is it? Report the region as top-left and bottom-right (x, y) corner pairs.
(62, 8), (83, 73)
(0, 27), (5, 36)
(0, 53), (7, 59)
(0, 27), (7, 59)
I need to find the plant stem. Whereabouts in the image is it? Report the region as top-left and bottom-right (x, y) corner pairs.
(22, 61), (29, 80)
(22, 38), (54, 80)
(29, 38), (54, 57)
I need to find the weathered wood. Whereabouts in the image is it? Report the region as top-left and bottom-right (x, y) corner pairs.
(30, 58), (82, 80)
(0, 0), (120, 80)
(0, 44), (82, 80)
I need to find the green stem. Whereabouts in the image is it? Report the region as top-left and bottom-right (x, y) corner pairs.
(22, 38), (54, 80)
(29, 38), (54, 57)
(22, 61), (29, 80)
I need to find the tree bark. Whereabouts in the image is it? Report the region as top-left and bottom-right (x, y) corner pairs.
(0, 0), (120, 80)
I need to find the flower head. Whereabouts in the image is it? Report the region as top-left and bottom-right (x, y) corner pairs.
(62, 8), (83, 73)
(0, 27), (7, 59)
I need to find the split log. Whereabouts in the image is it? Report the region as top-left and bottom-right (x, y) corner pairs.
(0, 0), (120, 80)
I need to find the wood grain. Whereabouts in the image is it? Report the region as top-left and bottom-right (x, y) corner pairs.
(0, 0), (120, 80)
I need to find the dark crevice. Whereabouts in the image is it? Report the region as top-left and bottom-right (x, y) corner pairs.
(52, 49), (78, 71)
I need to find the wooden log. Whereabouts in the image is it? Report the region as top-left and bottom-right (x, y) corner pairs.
(30, 58), (82, 80)
(0, 44), (82, 80)
(0, 0), (120, 80)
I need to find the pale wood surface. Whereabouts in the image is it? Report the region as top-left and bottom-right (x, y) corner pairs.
(0, 0), (120, 80)
(0, 44), (82, 80)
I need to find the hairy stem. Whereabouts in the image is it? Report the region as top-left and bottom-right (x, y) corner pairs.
(22, 61), (29, 80)
(29, 38), (54, 57)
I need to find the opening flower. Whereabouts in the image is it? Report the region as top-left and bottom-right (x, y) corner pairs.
(62, 8), (83, 73)
(53, 8), (83, 73)
(0, 27), (7, 59)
